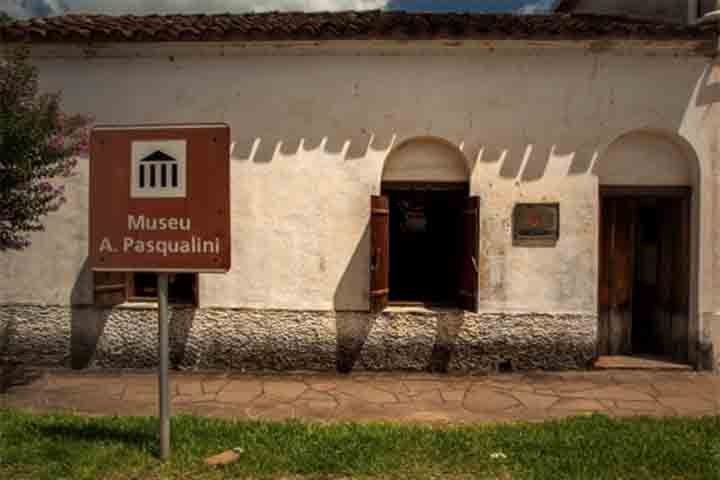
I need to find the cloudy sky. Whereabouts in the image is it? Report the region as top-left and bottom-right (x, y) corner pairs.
(0, 0), (556, 17)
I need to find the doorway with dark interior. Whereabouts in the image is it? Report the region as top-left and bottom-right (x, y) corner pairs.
(598, 187), (691, 365)
(371, 182), (477, 310)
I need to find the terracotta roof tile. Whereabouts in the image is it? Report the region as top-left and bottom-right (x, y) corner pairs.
(0, 11), (713, 44)
(554, 0), (581, 13)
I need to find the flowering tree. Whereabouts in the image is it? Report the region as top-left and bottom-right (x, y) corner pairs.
(0, 47), (91, 250)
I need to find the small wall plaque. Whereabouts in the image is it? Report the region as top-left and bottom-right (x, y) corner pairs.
(513, 203), (559, 247)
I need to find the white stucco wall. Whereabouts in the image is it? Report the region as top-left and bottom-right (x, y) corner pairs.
(0, 42), (714, 326)
(596, 131), (694, 186)
(382, 138), (469, 182)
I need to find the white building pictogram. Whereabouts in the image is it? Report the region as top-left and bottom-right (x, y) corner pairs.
(131, 140), (187, 198)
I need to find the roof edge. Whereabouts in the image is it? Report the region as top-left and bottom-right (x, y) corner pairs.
(0, 11), (713, 45)
(7, 38), (714, 60)
(553, 0), (581, 13)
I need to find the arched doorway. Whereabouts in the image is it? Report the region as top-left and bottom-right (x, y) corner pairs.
(595, 130), (698, 364)
(370, 137), (477, 312)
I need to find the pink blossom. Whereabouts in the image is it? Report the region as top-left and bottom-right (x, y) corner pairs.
(49, 134), (65, 152)
(54, 112), (66, 129)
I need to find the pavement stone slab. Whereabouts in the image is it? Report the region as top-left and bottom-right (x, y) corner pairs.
(263, 381), (307, 402)
(246, 403), (296, 420)
(657, 396), (717, 414)
(403, 381), (446, 395)
(371, 381), (410, 395)
(293, 401), (339, 421)
(440, 389), (467, 402)
(464, 387), (519, 413)
(332, 401), (391, 420)
(511, 391), (559, 410)
(333, 383), (397, 404)
(551, 398), (608, 412)
(202, 379), (229, 394)
(652, 381), (702, 396)
(215, 380), (263, 404)
(562, 385), (656, 402)
(394, 392), (414, 403)
(299, 389), (336, 402)
(174, 394), (218, 404)
(413, 390), (445, 407)
(176, 381), (204, 397)
(307, 382), (337, 392)
(616, 400), (668, 411)
(552, 382), (600, 393)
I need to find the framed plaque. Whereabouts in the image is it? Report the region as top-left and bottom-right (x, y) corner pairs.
(513, 203), (559, 247)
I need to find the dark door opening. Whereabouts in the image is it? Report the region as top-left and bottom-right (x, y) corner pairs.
(382, 183), (468, 307)
(599, 187), (690, 363)
(633, 199), (660, 355)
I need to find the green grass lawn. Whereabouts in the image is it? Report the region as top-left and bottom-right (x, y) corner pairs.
(1, 409), (719, 479)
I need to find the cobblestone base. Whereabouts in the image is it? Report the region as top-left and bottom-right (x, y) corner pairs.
(0, 305), (597, 372)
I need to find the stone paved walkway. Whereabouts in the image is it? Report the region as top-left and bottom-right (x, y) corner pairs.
(2, 369), (719, 423)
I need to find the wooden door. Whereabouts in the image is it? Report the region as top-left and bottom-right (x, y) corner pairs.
(656, 196), (690, 362)
(370, 195), (390, 313)
(598, 197), (636, 355)
(459, 196), (480, 312)
(671, 195), (691, 361)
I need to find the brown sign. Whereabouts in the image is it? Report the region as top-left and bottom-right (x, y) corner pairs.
(89, 124), (231, 272)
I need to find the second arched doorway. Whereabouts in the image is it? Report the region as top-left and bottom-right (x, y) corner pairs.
(595, 130), (697, 365)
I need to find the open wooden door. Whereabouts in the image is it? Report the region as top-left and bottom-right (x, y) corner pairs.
(598, 197), (635, 355)
(370, 195), (389, 313)
(459, 196), (480, 312)
(93, 271), (127, 306)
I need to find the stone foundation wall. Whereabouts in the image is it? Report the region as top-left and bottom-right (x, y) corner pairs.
(0, 305), (597, 372)
(702, 312), (720, 372)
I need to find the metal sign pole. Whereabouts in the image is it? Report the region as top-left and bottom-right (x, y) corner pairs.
(158, 273), (171, 460)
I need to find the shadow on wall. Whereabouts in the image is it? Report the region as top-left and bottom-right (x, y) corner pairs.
(333, 223), (372, 373)
(0, 310), (41, 392)
(333, 311), (474, 373)
(483, 142), (596, 181)
(335, 313), (376, 373)
(429, 313), (466, 373)
(232, 132), (396, 164)
(170, 307), (197, 369)
(695, 64), (720, 107)
(333, 223), (370, 312)
(232, 131), (603, 185)
(69, 257), (108, 369)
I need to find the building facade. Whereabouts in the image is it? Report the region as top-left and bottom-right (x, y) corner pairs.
(1, 8), (720, 372)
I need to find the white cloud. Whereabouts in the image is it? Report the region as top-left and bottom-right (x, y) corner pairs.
(515, 0), (554, 14)
(2, 0), (389, 16)
(0, 1), (25, 16)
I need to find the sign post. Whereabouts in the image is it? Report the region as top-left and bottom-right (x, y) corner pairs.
(158, 273), (170, 460)
(89, 124), (231, 460)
